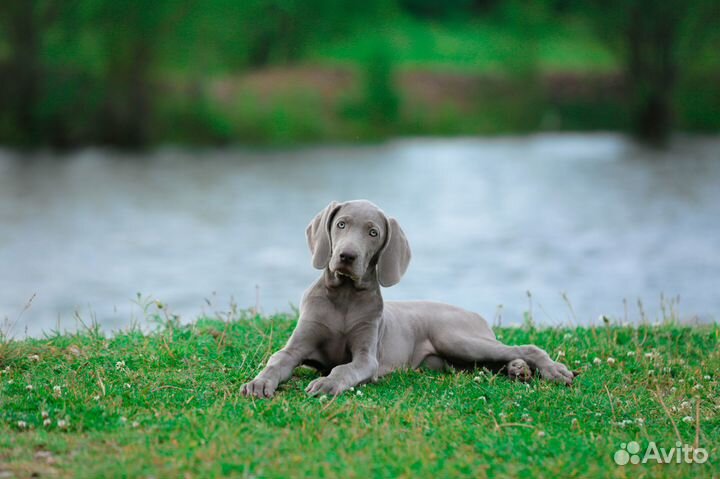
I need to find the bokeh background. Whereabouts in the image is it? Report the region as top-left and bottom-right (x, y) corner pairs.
(1, 0), (719, 336)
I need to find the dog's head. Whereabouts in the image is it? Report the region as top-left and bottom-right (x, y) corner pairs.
(306, 200), (411, 287)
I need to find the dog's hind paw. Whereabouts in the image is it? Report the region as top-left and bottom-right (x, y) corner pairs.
(507, 358), (532, 382)
(538, 361), (574, 385)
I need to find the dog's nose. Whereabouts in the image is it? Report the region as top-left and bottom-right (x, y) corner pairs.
(339, 251), (357, 264)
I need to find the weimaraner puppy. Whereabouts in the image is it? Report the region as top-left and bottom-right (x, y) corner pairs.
(241, 200), (574, 398)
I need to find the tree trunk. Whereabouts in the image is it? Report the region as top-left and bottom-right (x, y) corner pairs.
(625, 4), (678, 145)
(5, 1), (41, 144)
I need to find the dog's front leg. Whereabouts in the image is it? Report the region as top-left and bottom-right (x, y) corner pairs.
(241, 323), (318, 398)
(306, 323), (379, 397)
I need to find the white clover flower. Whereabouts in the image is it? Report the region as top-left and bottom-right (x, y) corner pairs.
(670, 387), (677, 392)
(574, 360), (581, 365)
(41, 411), (49, 419)
(607, 357), (616, 365)
(626, 351), (636, 356)
(28, 354), (40, 362)
(17, 420), (27, 429)
(356, 390), (363, 396)
(537, 431), (546, 437)
(473, 376), (482, 382)
(703, 375), (711, 380)
(680, 401), (691, 409)
(132, 421), (140, 428)
(593, 357), (602, 365)
(349, 387), (355, 392)
(644, 352), (654, 358)
(116, 361), (126, 370)
(43, 418), (52, 427)
(93, 395), (100, 401)
(693, 384), (703, 390)
(120, 416), (128, 423)
(7, 380), (13, 385)
(57, 419), (68, 429)
(682, 416), (693, 423)
(318, 394), (328, 402)
(557, 350), (566, 358)
(25, 384), (33, 391)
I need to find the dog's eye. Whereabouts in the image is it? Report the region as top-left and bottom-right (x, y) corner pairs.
(369, 228), (378, 237)
(337, 221), (346, 229)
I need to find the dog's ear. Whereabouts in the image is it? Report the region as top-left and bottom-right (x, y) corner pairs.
(377, 216), (411, 287)
(306, 201), (340, 269)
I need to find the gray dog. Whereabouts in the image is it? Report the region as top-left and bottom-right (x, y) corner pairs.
(241, 200), (574, 398)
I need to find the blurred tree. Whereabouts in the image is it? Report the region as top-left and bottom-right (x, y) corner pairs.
(583, 0), (720, 144)
(364, 46), (399, 127)
(94, 0), (193, 147)
(0, 1), (62, 144)
(240, 0), (383, 67)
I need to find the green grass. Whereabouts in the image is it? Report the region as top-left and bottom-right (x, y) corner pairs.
(0, 310), (718, 478)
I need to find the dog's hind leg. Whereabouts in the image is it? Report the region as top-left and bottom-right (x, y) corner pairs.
(431, 333), (573, 385)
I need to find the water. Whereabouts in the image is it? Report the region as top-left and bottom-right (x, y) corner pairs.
(1, 134), (718, 337)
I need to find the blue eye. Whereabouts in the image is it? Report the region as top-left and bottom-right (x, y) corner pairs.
(337, 221), (346, 229)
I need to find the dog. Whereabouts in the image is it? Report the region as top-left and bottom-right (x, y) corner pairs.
(241, 200), (573, 398)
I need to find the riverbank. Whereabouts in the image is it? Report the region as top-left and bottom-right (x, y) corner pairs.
(1, 313), (717, 478)
(157, 66), (720, 146)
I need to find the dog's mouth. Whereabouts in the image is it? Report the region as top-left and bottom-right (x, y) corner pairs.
(333, 269), (359, 281)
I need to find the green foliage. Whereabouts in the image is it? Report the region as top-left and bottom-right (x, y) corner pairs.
(0, 0), (718, 147)
(399, 0), (476, 19)
(0, 312), (718, 477)
(340, 45), (401, 136)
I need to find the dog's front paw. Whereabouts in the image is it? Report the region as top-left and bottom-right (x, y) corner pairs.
(305, 377), (347, 397)
(538, 361), (574, 385)
(241, 378), (278, 398)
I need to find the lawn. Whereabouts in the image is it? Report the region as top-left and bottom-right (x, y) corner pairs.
(0, 310), (717, 478)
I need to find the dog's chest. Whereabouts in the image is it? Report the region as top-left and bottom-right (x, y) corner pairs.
(319, 336), (352, 366)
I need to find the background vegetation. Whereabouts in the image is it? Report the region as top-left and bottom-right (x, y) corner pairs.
(0, 310), (718, 477)
(1, 0), (719, 148)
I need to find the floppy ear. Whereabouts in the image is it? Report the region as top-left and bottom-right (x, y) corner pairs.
(377, 217), (411, 287)
(306, 201), (340, 269)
